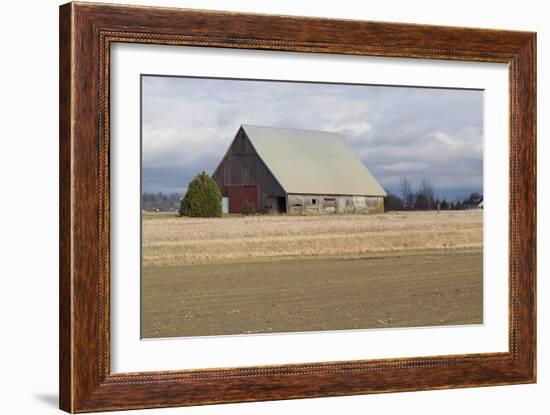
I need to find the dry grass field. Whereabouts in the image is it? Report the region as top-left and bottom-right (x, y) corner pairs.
(141, 210), (483, 338)
(142, 210), (482, 266)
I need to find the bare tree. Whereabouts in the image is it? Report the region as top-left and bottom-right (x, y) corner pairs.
(419, 179), (435, 210)
(399, 178), (412, 209)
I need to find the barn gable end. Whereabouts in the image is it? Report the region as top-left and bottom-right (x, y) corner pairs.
(212, 127), (286, 213)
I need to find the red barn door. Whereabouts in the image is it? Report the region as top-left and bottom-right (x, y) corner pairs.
(227, 185), (259, 213)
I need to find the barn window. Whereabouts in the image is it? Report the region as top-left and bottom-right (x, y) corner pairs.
(312, 199), (317, 205)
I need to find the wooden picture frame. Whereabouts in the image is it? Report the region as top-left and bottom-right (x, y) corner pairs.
(59, 2), (536, 412)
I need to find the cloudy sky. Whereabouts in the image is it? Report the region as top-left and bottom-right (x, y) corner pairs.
(142, 75), (483, 200)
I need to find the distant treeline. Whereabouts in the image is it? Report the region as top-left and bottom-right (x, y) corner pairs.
(143, 178), (482, 213)
(141, 192), (182, 212)
(384, 178), (483, 212)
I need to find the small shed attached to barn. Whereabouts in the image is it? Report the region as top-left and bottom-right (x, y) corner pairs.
(212, 125), (386, 214)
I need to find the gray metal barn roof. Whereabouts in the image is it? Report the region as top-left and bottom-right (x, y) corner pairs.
(242, 125), (386, 197)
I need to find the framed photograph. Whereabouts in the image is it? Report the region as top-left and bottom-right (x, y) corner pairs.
(59, 2), (536, 412)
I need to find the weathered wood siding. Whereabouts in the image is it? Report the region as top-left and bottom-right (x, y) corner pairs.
(287, 194), (384, 215)
(213, 128), (285, 212)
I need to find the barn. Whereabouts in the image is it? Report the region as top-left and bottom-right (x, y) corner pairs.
(212, 125), (386, 215)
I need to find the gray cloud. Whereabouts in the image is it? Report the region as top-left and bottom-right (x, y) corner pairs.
(142, 76), (483, 198)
